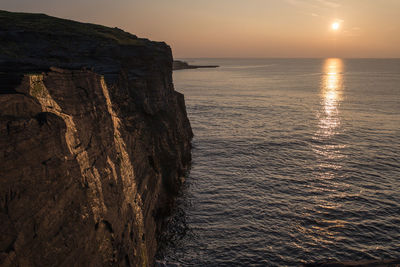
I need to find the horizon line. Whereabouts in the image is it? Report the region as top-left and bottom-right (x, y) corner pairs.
(175, 57), (400, 60)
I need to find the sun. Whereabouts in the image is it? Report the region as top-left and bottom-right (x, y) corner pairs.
(331, 22), (340, 30)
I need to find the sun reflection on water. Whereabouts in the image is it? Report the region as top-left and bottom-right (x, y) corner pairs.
(303, 59), (350, 244)
(312, 58), (346, 166)
(318, 58), (344, 137)
(304, 59), (348, 243)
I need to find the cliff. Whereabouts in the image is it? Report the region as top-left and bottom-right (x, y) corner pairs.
(0, 10), (193, 266)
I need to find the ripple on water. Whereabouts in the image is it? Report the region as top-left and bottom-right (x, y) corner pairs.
(158, 59), (400, 266)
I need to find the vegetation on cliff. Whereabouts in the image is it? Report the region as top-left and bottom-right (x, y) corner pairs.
(0, 10), (144, 57)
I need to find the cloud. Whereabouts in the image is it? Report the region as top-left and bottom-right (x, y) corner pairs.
(344, 26), (362, 37)
(314, 0), (341, 8)
(285, 0), (341, 9)
(284, 0), (341, 19)
(284, 0), (319, 9)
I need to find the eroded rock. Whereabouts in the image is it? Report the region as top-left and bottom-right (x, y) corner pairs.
(0, 10), (192, 266)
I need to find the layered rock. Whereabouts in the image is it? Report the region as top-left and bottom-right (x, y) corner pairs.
(0, 10), (192, 266)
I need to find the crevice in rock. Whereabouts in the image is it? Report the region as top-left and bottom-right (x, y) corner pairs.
(34, 112), (48, 126)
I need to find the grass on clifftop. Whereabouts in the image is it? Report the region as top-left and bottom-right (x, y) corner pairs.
(0, 10), (144, 46)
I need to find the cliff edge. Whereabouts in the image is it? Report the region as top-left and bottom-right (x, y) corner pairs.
(0, 10), (193, 266)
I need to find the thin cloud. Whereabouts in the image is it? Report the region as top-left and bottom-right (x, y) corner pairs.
(315, 0), (341, 8)
(285, 0), (341, 9)
(284, 0), (319, 9)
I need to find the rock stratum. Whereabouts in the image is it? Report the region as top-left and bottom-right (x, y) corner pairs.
(0, 10), (192, 266)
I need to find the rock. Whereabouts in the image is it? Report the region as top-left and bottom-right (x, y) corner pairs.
(173, 60), (219, 70)
(155, 260), (181, 267)
(0, 10), (192, 266)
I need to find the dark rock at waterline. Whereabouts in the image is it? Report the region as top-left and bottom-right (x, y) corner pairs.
(173, 60), (219, 70)
(155, 260), (181, 267)
(0, 10), (192, 266)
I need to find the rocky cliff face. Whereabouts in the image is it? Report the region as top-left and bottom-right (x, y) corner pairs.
(0, 10), (192, 266)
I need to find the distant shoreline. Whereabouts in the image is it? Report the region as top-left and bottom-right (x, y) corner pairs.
(173, 60), (219, 70)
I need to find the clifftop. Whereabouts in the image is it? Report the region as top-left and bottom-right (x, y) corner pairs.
(0, 10), (143, 46)
(0, 10), (168, 95)
(0, 10), (192, 266)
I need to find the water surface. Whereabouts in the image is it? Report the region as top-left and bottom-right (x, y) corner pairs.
(160, 58), (400, 266)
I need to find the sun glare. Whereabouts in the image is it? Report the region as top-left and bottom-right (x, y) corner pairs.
(331, 22), (340, 30)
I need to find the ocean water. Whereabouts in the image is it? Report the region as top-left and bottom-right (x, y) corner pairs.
(160, 59), (400, 266)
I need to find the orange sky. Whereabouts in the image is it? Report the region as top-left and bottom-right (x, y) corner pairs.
(2, 0), (400, 58)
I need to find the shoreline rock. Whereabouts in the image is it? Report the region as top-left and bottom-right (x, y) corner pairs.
(0, 10), (192, 266)
(173, 60), (219, 70)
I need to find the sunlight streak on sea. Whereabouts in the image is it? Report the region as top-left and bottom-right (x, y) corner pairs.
(159, 58), (400, 266)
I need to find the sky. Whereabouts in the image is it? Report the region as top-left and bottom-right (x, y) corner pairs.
(2, 0), (400, 58)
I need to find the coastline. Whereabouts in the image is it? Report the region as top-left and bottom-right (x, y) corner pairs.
(173, 60), (219, 70)
(0, 10), (192, 266)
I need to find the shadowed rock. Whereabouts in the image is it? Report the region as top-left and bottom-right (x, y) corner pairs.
(173, 60), (219, 70)
(0, 10), (192, 266)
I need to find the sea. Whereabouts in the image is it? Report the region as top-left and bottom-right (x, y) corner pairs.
(158, 58), (400, 266)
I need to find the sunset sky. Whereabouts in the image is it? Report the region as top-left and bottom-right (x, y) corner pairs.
(2, 0), (400, 58)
